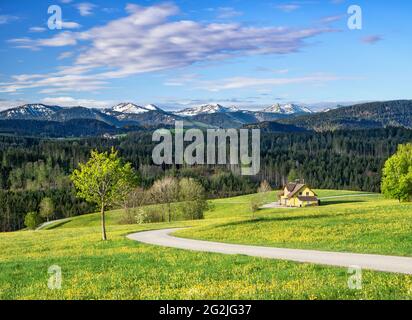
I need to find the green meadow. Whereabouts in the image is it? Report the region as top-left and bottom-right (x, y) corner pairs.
(1, 190), (412, 300)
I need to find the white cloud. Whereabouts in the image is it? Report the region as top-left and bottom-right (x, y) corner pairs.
(58, 51), (74, 60)
(9, 32), (78, 49)
(0, 99), (28, 111)
(362, 35), (383, 45)
(208, 7), (243, 19)
(29, 27), (47, 33)
(192, 74), (342, 92)
(62, 21), (82, 29)
(276, 4), (300, 12)
(0, 15), (18, 25)
(319, 15), (345, 24)
(3, 3), (334, 94)
(276, 69), (290, 74)
(0, 70), (107, 94)
(41, 96), (113, 108)
(255, 67), (290, 74)
(28, 22), (80, 34)
(76, 3), (96, 16)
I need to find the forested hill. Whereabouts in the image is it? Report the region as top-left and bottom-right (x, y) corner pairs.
(0, 119), (128, 137)
(2, 127), (412, 232)
(279, 100), (412, 131)
(242, 121), (308, 133)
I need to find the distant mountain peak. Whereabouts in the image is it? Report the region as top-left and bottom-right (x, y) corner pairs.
(112, 103), (158, 114)
(144, 104), (159, 111)
(263, 103), (313, 115)
(175, 103), (239, 117)
(0, 104), (61, 120)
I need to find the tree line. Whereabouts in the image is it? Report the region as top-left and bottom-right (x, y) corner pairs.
(1, 127), (412, 232)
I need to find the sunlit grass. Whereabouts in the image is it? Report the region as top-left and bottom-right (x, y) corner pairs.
(1, 222), (412, 300)
(52, 189), (364, 228)
(1, 190), (412, 300)
(177, 194), (412, 256)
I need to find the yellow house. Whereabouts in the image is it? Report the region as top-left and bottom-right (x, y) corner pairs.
(279, 183), (319, 207)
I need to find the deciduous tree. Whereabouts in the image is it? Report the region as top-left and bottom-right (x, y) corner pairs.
(71, 149), (136, 240)
(149, 177), (179, 222)
(39, 197), (54, 222)
(382, 144), (412, 202)
(257, 180), (272, 193)
(24, 212), (40, 230)
(178, 178), (208, 220)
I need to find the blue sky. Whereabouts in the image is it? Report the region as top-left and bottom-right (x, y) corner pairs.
(0, 0), (411, 111)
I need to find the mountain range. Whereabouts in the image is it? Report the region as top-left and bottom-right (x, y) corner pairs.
(0, 102), (313, 129)
(0, 100), (412, 136)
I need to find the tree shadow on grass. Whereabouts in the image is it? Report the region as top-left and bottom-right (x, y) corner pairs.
(216, 214), (333, 229)
(320, 199), (365, 206)
(214, 206), (370, 229)
(43, 220), (72, 230)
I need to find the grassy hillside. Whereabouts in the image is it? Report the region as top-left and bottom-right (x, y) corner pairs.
(44, 189), (370, 228)
(177, 195), (412, 256)
(1, 190), (412, 300)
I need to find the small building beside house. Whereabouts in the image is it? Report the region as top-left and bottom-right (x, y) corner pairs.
(279, 182), (319, 207)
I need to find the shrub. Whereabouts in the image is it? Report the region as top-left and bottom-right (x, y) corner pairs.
(143, 206), (163, 223)
(135, 208), (149, 224)
(149, 177), (179, 222)
(119, 208), (136, 225)
(24, 212), (41, 230)
(257, 180), (272, 193)
(178, 178), (208, 220)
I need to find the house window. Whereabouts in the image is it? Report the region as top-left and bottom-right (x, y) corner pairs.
(306, 192), (309, 196)
(299, 192), (302, 195)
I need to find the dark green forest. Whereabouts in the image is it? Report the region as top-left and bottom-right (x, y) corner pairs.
(1, 127), (411, 232)
(281, 100), (412, 131)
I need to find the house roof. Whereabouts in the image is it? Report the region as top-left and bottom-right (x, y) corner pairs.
(287, 184), (306, 198)
(284, 183), (318, 199)
(285, 183), (298, 192)
(298, 196), (319, 202)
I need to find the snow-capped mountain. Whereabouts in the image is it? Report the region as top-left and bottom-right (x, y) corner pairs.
(0, 104), (62, 120)
(144, 104), (160, 111)
(175, 104), (239, 117)
(0, 101), (318, 130)
(0, 102), (173, 127)
(262, 103), (313, 115)
(111, 103), (160, 114)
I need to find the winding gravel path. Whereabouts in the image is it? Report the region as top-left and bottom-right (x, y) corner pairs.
(127, 228), (412, 275)
(36, 218), (71, 230)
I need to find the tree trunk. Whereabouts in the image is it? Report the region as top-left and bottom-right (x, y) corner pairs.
(168, 203), (171, 223)
(101, 203), (107, 241)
